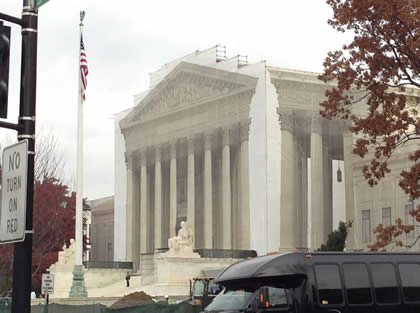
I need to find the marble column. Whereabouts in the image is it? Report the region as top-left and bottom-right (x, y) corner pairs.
(187, 137), (195, 245)
(126, 155), (136, 264)
(140, 150), (148, 254)
(203, 132), (213, 248)
(222, 128), (232, 249)
(239, 121), (250, 249)
(343, 129), (355, 250)
(301, 154), (308, 249)
(327, 157), (333, 237)
(311, 117), (325, 250)
(323, 143), (333, 238)
(154, 146), (163, 250)
(169, 142), (177, 238)
(296, 142), (303, 248)
(279, 111), (297, 250)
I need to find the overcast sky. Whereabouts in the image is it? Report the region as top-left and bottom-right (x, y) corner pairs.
(0, 0), (350, 200)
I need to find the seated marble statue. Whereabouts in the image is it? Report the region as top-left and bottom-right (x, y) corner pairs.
(168, 221), (193, 254)
(57, 238), (75, 265)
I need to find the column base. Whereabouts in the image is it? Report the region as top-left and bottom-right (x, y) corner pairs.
(68, 265), (88, 298)
(277, 248), (299, 254)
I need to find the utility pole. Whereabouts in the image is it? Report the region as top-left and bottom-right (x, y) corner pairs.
(11, 1), (37, 312)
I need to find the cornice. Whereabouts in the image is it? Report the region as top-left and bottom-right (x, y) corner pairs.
(268, 67), (335, 88)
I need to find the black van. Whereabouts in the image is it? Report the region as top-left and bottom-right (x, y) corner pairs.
(203, 252), (420, 313)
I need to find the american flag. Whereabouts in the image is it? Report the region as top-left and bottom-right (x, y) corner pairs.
(80, 34), (88, 101)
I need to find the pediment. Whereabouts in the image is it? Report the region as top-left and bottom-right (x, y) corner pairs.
(120, 62), (257, 129)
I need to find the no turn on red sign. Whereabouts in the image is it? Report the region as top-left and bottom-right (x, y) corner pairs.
(0, 140), (28, 244)
(41, 273), (54, 295)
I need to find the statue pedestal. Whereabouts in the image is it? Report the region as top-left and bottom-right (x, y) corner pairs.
(48, 239), (76, 298)
(153, 253), (236, 287)
(160, 245), (200, 259)
(148, 221), (237, 294)
(154, 254), (201, 286)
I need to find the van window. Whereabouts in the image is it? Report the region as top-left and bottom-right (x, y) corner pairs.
(343, 263), (372, 305)
(268, 287), (287, 307)
(371, 263), (399, 304)
(399, 264), (420, 302)
(314, 264), (344, 305)
(208, 280), (222, 295)
(192, 279), (205, 297)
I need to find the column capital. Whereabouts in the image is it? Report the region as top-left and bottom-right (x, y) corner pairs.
(222, 127), (231, 146)
(139, 148), (147, 167)
(169, 141), (177, 159)
(187, 136), (195, 154)
(153, 144), (162, 162)
(239, 119), (250, 142)
(311, 116), (324, 134)
(204, 131), (213, 150)
(277, 108), (295, 132)
(125, 152), (133, 169)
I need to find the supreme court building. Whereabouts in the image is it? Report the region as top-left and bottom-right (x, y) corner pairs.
(113, 46), (419, 269)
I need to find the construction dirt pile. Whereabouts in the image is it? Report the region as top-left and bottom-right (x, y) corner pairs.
(110, 291), (155, 309)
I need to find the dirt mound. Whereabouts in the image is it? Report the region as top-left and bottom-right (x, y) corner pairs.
(110, 291), (154, 309)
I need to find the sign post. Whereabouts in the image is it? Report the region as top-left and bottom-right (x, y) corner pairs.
(0, 140), (28, 243)
(41, 273), (54, 313)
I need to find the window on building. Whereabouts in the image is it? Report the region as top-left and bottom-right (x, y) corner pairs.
(405, 203), (415, 240)
(371, 263), (399, 304)
(314, 264), (344, 305)
(342, 263), (372, 305)
(382, 207), (391, 226)
(362, 210), (371, 243)
(399, 264), (420, 302)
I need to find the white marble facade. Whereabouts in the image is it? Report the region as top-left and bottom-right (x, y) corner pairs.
(114, 46), (357, 269)
(115, 46), (419, 269)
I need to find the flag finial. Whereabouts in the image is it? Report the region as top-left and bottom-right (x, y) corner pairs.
(80, 11), (86, 25)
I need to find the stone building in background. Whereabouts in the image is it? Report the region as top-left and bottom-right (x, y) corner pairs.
(89, 196), (114, 261)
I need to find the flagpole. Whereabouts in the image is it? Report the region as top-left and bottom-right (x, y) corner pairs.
(69, 10), (88, 298)
(76, 11), (84, 269)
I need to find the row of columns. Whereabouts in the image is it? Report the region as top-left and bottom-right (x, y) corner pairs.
(127, 115), (354, 265)
(126, 122), (251, 267)
(279, 114), (340, 251)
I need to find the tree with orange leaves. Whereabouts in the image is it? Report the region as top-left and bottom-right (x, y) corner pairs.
(319, 0), (419, 250)
(0, 177), (88, 295)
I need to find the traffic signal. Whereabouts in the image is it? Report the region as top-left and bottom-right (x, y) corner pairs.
(0, 22), (11, 118)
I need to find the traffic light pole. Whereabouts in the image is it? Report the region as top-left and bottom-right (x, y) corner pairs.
(11, 1), (38, 313)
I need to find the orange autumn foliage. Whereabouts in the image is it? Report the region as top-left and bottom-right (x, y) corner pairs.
(319, 0), (420, 250)
(0, 177), (88, 294)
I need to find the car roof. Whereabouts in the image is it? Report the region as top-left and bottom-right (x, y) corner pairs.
(215, 251), (420, 285)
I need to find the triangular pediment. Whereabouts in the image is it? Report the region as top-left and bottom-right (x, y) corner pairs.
(120, 62), (257, 129)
